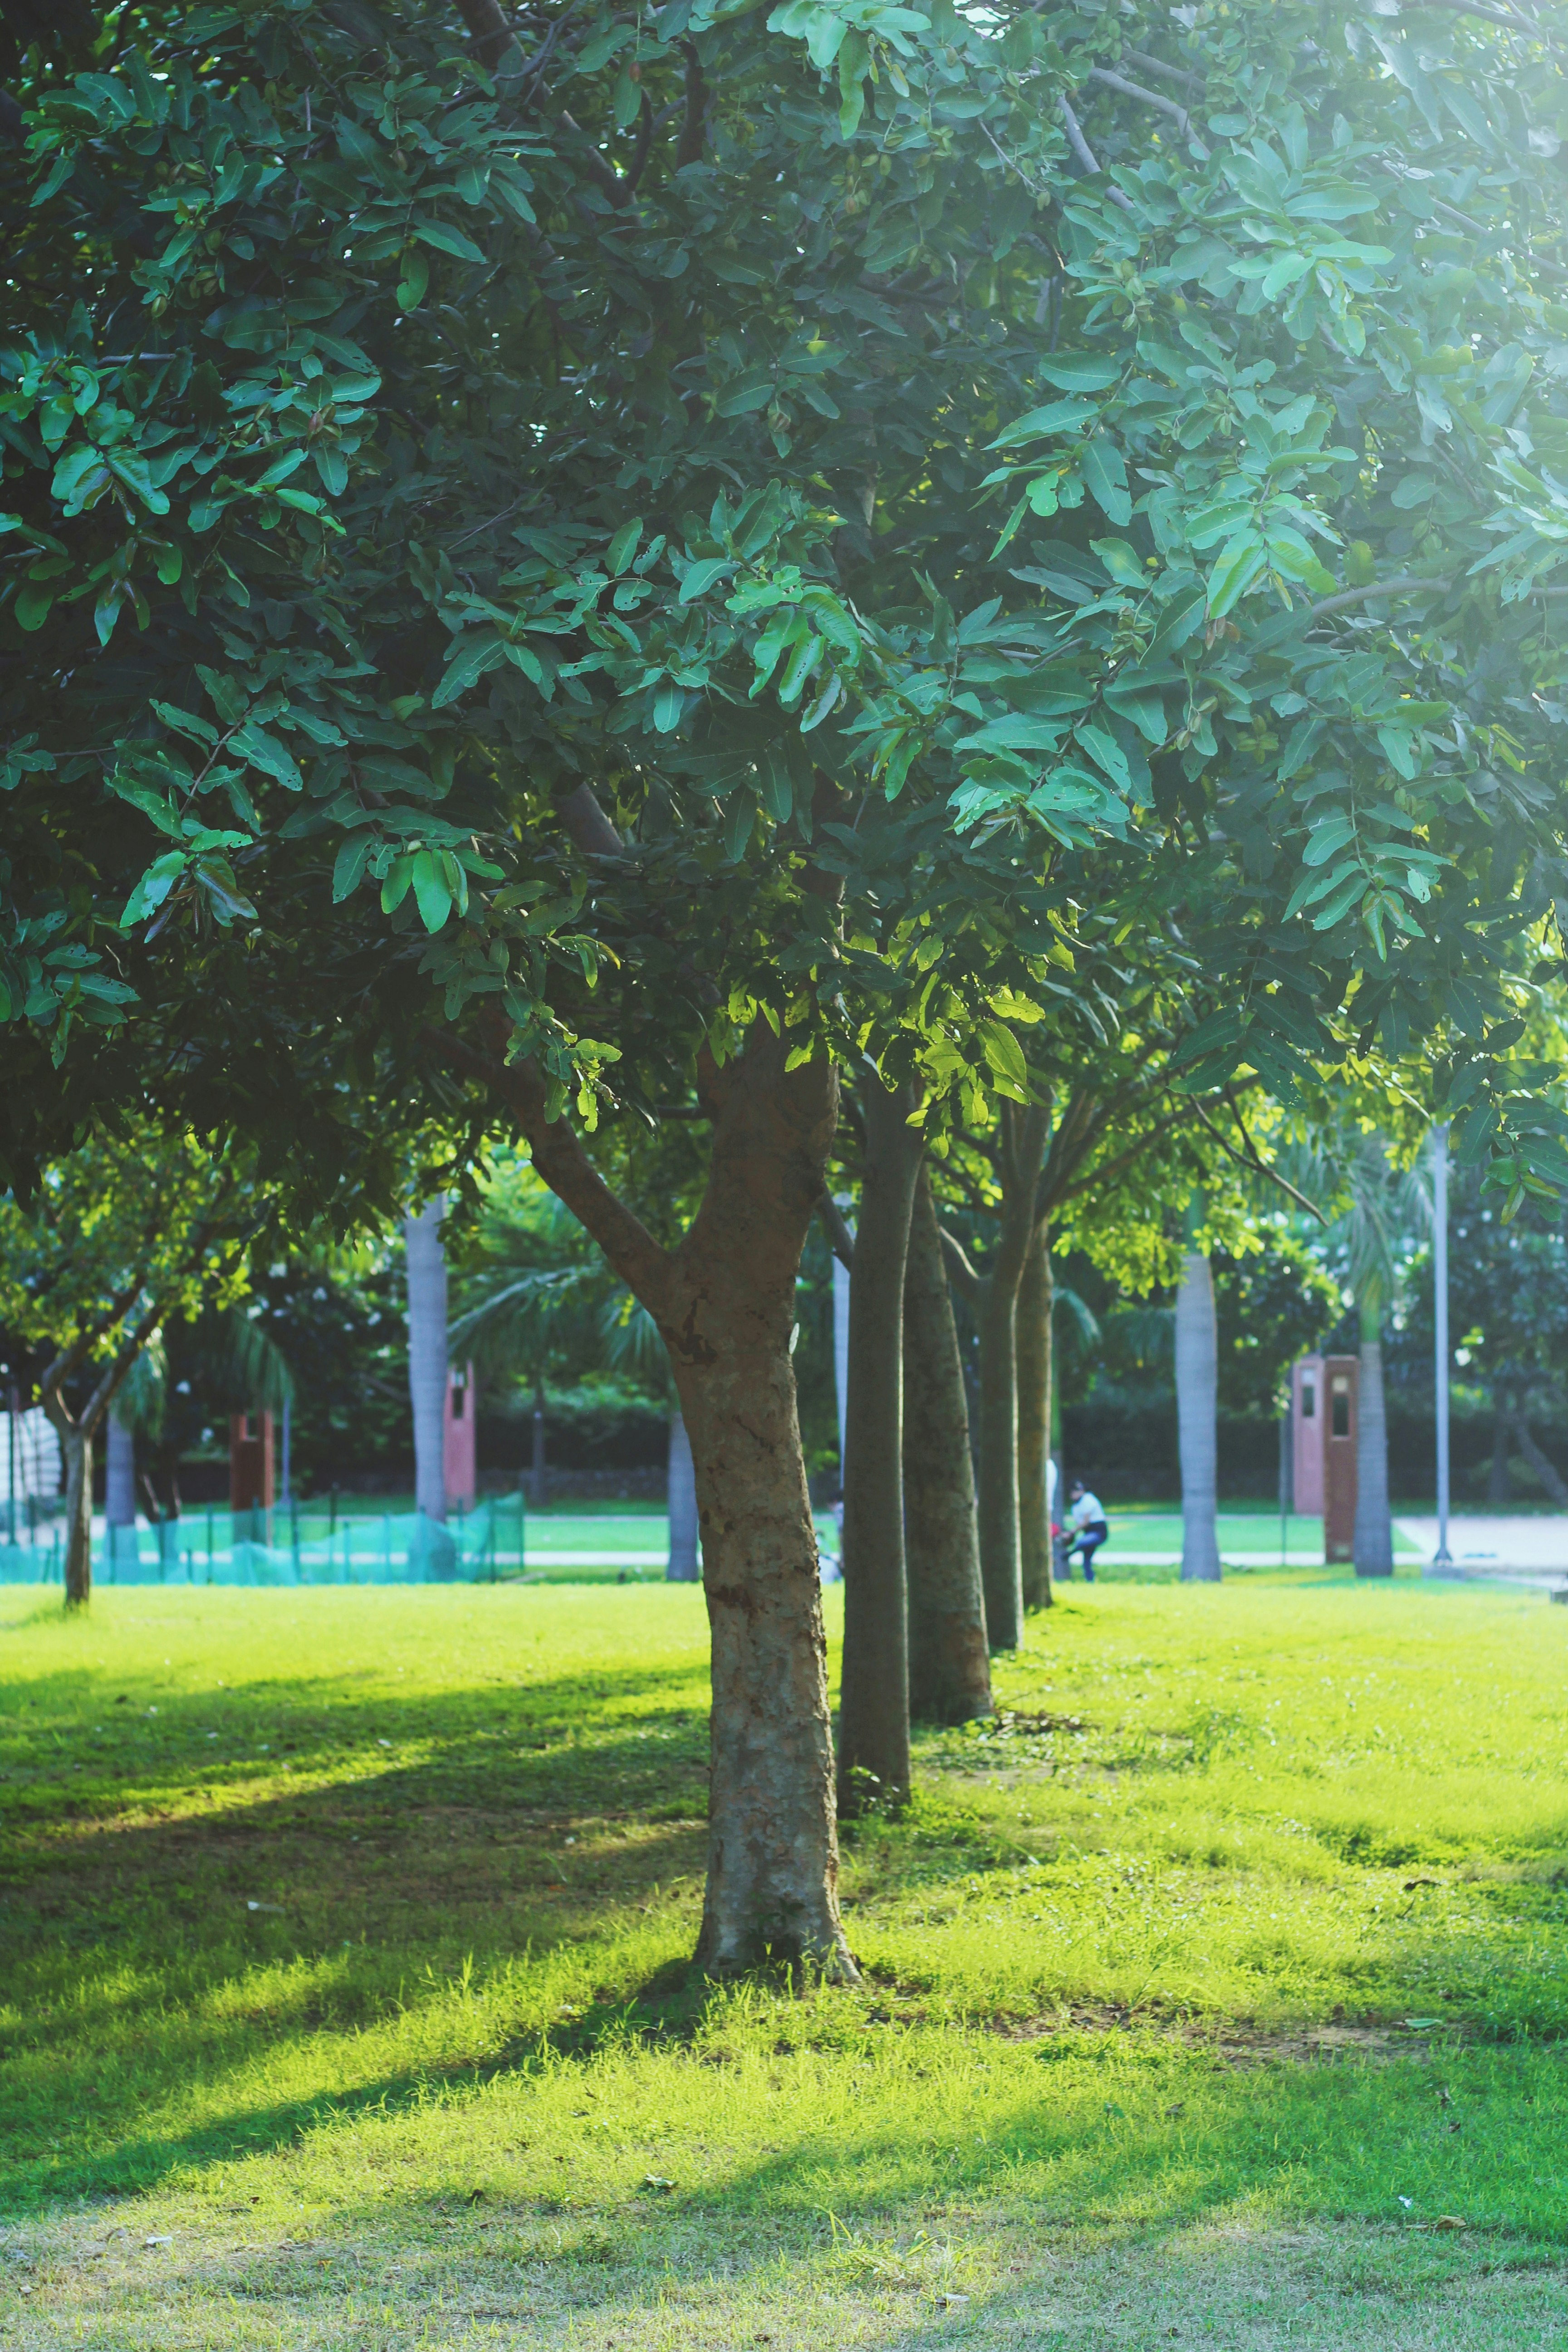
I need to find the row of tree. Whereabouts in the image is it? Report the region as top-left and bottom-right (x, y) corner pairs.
(4, 0), (1568, 1974)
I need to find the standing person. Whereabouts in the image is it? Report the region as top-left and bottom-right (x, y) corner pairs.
(1063, 1480), (1109, 1582)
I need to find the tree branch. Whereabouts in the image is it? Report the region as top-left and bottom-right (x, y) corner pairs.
(1186, 1094), (1327, 1224)
(1120, 44), (1205, 93)
(1310, 573), (1455, 620)
(435, 1028), (674, 1314)
(818, 1192), (855, 1271)
(1058, 94), (1135, 213)
(1086, 64), (1188, 131)
(938, 1225), (982, 1306)
(554, 781), (624, 856)
(675, 38), (707, 171)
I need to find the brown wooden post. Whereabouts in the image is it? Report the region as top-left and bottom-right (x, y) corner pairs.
(229, 1412), (275, 1540)
(1322, 1357), (1358, 1564)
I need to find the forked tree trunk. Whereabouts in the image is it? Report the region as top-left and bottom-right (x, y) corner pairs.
(903, 1167), (990, 1724)
(477, 1024), (855, 1979)
(404, 1196), (448, 1524)
(1353, 1308), (1394, 1577)
(837, 1076), (921, 1813)
(1016, 1219), (1054, 1612)
(971, 1101), (1051, 1651)
(667, 1410), (699, 1581)
(1176, 1247), (1221, 1582)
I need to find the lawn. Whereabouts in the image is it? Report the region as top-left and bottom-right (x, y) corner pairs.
(1, 1576), (1567, 2347)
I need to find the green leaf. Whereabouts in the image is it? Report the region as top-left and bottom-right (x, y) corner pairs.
(608, 519), (643, 576)
(412, 218), (486, 263)
(397, 250), (431, 312)
(1080, 437), (1131, 526)
(1206, 536), (1269, 618)
(680, 558), (736, 602)
(332, 834), (371, 902)
(412, 848), (454, 931)
(432, 632), (508, 708)
(976, 1016), (1028, 1091)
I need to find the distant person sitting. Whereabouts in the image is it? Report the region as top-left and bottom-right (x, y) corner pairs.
(1062, 1481), (1109, 1582)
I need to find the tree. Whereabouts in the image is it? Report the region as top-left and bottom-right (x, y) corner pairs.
(0, 1125), (256, 1599)
(1287, 1121), (1430, 1573)
(902, 1164), (990, 1722)
(10, 0), (1568, 1964)
(1174, 1211), (1221, 1583)
(404, 1196), (451, 1529)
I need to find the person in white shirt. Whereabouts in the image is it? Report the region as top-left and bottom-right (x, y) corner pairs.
(1062, 1480), (1108, 1582)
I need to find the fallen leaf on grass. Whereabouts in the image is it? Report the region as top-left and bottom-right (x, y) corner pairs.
(143, 2235), (173, 2248)
(642, 2175), (675, 2193)
(246, 1901), (283, 1914)
(1436, 2216), (1467, 2231)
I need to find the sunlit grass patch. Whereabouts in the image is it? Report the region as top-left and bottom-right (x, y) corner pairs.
(1, 1575), (1566, 2344)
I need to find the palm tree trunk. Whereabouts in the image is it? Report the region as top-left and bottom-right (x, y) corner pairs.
(1509, 1409), (1568, 1507)
(667, 1410), (699, 1580)
(837, 1077), (921, 1811)
(1488, 1405), (1512, 1504)
(404, 1196), (448, 1525)
(1353, 1305), (1394, 1576)
(530, 1371), (547, 1509)
(1176, 1247), (1221, 1582)
(106, 1411), (136, 1532)
(1016, 1219), (1053, 1612)
(903, 1167), (990, 1723)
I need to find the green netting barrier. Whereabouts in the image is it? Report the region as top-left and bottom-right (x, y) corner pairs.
(0, 1507), (497, 1587)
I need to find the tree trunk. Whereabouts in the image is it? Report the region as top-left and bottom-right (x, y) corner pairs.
(404, 1196), (448, 1524)
(1510, 1409), (1568, 1507)
(1016, 1219), (1054, 1612)
(1176, 1247), (1221, 1582)
(1488, 1405), (1512, 1504)
(479, 1023), (855, 1978)
(974, 1101), (1051, 1650)
(61, 1425), (92, 1606)
(530, 1371), (547, 1508)
(837, 1076), (921, 1813)
(106, 1411), (136, 1528)
(903, 1166), (990, 1724)
(1353, 1310), (1394, 1577)
(667, 1410), (699, 1581)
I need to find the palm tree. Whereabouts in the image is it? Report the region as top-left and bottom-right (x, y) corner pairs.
(1287, 1127), (1430, 1576)
(1175, 1197), (1222, 1582)
(448, 1176), (620, 1509)
(404, 1196), (449, 1524)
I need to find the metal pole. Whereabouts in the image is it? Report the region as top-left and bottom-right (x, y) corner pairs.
(1432, 1123), (1452, 1570)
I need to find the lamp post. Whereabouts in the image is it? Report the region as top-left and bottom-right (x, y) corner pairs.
(1432, 1124), (1452, 1571)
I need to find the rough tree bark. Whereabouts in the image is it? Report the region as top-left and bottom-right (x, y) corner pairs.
(1353, 1307), (1394, 1577)
(1175, 1246), (1221, 1583)
(837, 1074), (922, 1812)
(941, 1100), (1051, 1651)
(667, 1410), (699, 1581)
(1016, 1218), (1054, 1612)
(462, 1021), (855, 1977)
(902, 1166), (990, 1723)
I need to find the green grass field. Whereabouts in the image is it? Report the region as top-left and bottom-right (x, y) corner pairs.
(2, 1575), (1567, 2347)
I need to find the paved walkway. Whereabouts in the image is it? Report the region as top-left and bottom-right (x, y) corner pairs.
(1396, 1514), (1568, 1574)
